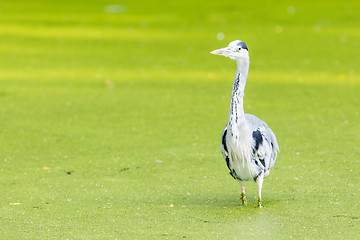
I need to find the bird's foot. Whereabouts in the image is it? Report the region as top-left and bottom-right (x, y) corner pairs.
(258, 198), (262, 208)
(241, 193), (247, 205)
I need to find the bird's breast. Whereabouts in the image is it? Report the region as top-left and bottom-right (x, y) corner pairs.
(226, 128), (261, 182)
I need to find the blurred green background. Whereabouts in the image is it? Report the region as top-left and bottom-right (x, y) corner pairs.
(1, 0), (359, 239)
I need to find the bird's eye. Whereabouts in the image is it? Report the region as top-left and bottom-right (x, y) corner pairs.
(238, 47), (242, 51)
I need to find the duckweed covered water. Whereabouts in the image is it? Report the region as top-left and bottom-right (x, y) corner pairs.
(1, 0), (359, 239)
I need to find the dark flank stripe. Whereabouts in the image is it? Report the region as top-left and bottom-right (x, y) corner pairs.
(252, 129), (263, 151)
(253, 171), (263, 182)
(222, 129), (228, 152)
(225, 156), (231, 169)
(259, 159), (265, 167)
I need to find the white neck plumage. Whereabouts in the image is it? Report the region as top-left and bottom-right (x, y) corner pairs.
(227, 57), (253, 171)
(228, 58), (250, 128)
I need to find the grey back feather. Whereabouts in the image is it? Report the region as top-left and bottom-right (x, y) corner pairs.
(245, 114), (279, 169)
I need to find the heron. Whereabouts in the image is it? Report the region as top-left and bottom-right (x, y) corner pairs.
(211, 40), (279, 207)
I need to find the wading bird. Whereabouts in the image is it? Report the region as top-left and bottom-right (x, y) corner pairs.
(211, 40), (279, 207)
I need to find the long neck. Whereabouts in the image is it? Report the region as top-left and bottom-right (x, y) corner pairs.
(228, 58), (250, 127)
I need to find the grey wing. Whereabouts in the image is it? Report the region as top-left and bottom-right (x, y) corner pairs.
(245, 114), (279, 173)
(220, 125), (231, 171)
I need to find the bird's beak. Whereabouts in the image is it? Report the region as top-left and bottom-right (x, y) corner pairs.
(210, 47), (232, 56)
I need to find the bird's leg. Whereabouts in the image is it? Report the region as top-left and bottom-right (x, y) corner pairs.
(256, 171), (264, 208)
(238, 180), (247, 205)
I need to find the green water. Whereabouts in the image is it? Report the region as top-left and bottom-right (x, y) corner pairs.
(1, 0), (359, 239)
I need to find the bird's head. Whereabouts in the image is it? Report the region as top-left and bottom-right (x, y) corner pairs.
(210, 40), (249, 61)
